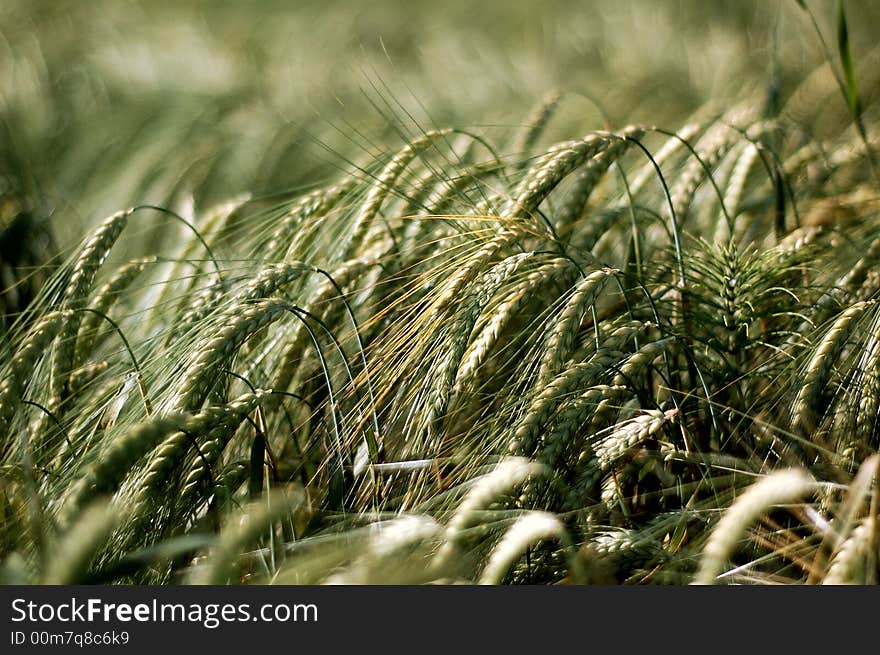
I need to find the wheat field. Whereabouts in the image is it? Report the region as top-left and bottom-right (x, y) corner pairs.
(1, 0), (879, 585)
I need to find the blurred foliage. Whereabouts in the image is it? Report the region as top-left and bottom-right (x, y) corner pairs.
(3, 0), (879, 238)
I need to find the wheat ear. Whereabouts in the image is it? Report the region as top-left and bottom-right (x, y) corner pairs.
(455, 257), (576, 391)
(421, 253), (535, 442)
(555, 126), (645, 239)
(339, 130), (452, 262)
(42, 500), (117, 585)
(511, 91), (562, 166)
(694, 469), (815, 585)
(173, 298), (291, 411)
(478, 511), (575, 584)
(822, 519), (874, 584)
(189, 490), (302, 584)
(792, 300), (873, 434)
(131, 391), (268, 519)
(75, 256), (155, 366)
(594, 408), (678, 470)
(508, 351), (621, 457)
(433, 458), (546, 569)
(0, 311), (71, 437)
(504, 135), (608, 218)
(51, 209), (131, 404)
(536, 268), (617, 385)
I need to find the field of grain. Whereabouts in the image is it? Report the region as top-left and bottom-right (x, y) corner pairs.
(1, 0), (879, 585)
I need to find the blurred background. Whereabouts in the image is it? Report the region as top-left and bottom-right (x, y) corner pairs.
(2, 0), (879, 316)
